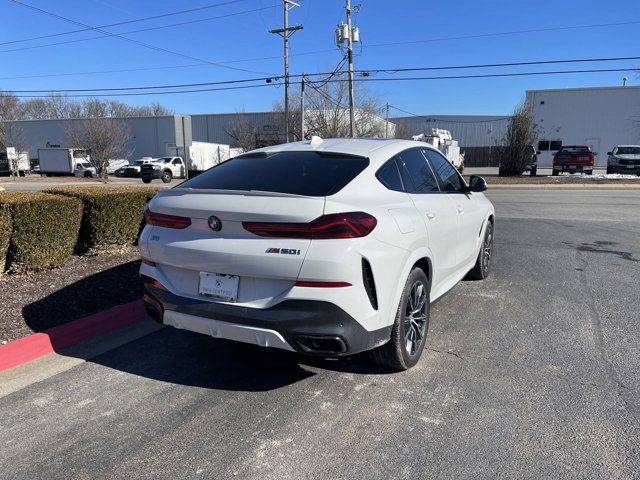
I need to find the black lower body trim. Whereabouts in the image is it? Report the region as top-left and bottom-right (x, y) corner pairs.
(144, 286), (391, 356)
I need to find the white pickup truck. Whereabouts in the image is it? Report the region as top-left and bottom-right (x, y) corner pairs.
(140, 156), (185, 183)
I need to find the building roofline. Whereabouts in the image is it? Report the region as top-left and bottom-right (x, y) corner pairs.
(526, 85), (640, 94)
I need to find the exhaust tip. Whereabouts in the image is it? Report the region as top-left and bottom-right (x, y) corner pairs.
(143, 297), (163, 324)
(294, 335), (347, 354)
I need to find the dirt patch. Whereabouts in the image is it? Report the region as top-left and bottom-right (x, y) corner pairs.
(0, 246), (142, 344)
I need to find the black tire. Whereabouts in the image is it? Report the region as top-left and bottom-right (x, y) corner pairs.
(606, 167), (612, 175)
(369, 267), (430, 371)
(84, 171), (92, 178)
(530, 167), (537, 176)
(467, 221), (494, 280)
(585, 170), (593, 175)
(142, 178), (152, 184)
(552, 170), (559, 176)
(161, 170), (172, 183)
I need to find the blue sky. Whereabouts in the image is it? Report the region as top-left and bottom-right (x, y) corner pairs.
(0, 0), (638, 116)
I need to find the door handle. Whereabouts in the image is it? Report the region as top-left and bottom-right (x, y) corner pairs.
(426, 212), (436, 220)
(457, 205), (464, 214)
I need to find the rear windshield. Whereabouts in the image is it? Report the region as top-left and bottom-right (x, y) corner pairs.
(178, 151), (369, 196)
(558, 147), (590, 155)
(616, 147), (640, 155)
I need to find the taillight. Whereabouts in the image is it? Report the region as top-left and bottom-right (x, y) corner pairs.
(589, 154), (595, 165)
(294, 281), (352, 287)
(144, 207), (191, 229)
(243, 212), (377, 239)
(141, 274), (168, 291)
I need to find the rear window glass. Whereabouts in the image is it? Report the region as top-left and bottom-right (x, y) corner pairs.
(376, 160), (404, 192)
(558, 147), (590, 155)
(179, 151), (369, 196)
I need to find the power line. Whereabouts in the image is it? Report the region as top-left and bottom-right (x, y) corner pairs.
(6, 0), (273, 75)
(8, 66), (639, 98)
(0, 0), (251, 46)
(0, 5), (279, 55)
(5, 55), (640, 93)
(363, 20), (640, 49)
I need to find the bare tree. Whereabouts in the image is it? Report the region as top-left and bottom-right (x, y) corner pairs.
(3, 123), (28, 178)
(501, 101), (537, 176)
(393, 122), (414, 140)
(225, 111), (259, 152)
(66, 117), (132, 178)
(273, 74), (387, 140)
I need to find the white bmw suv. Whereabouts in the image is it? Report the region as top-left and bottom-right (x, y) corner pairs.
(139, 138), (495, 370)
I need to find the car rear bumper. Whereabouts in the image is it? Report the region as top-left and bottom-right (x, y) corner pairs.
(143, 285), (391, 356)
(553, 164), (593, 171)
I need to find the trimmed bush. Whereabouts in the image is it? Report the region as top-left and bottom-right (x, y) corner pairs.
(0, 205), (11, 272)
(0, 192), (83, 272)
(45, 187), (159, 251)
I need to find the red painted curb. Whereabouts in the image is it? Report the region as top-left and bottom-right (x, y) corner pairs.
(0, 299), (146, 372)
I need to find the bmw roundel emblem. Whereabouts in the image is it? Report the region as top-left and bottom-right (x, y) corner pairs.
(208, 216), (222, 231)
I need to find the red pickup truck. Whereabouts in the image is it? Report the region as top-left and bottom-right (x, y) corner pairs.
(552, 145), (595, 176)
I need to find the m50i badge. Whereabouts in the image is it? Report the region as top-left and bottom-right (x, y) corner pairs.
(265, 248), (301, 255)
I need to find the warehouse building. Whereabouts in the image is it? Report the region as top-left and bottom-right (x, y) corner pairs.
(527, 85), (640, 167)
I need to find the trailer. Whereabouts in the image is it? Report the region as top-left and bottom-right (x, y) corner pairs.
(0, 147), (30, 176)
(413, 129), (465, 172)
(38, 148), (96, 177)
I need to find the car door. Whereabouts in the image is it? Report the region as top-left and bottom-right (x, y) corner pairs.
(395, 148), (459, 291)
(422, 148), (485, 268)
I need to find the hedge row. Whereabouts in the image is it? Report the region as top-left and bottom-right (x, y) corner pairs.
(45, 187), (158, 252)
(0, 187), (158, 272)
(0, 192), (83, 272)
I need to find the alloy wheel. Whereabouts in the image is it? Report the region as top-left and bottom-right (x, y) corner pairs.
(403, 281), (428, 356)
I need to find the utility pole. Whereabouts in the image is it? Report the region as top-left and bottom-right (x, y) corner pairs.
(300, 74), (305, 140)
(385, 102), (389, 138)
(346, 0), (356, 138)
(269, 1), (303, 143)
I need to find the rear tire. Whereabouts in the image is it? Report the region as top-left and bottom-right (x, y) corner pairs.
(552, 170), (559, 176)
(606, 167), (612, 175)
(161, 170), (172, 183)
(585, 170), (593, 175)
(530, 167), (537, 176)
(467, 221), (493, 280)
(369, 267), (430, 371)
(142, 178), (152, 184)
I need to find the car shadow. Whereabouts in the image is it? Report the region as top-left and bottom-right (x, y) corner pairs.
(22, 263), (393, 392)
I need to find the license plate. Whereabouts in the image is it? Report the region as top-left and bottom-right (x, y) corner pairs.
(627, 164), (635, 169)
(198, 272), (239, 301)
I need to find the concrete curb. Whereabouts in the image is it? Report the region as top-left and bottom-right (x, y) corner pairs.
(0, 300), (145, 372)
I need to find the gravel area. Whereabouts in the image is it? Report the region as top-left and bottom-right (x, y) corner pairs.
(0, 246), (142, 344)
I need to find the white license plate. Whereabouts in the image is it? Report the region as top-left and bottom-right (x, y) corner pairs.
(627, 164), (636, 169)
(198, 272), (239, 301)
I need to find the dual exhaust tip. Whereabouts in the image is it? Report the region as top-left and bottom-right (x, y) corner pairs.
(294, 335), (348, 354)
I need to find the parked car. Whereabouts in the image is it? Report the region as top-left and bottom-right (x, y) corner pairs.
(107, 159), (130, 175)
(606, 145), (640, 175)
(115, 157), (157, 178)
(140, 156), (185, 183)
(139, 138), (495, 370)
(498, 145), (537, 176)
(552, 145), (595, 176)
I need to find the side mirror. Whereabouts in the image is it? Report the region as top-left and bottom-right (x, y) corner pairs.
(468, 175), (487, 192)
(607, 151), (612, 156)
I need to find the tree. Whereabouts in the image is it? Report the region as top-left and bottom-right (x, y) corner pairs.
(225, 111), (260, 152)
(273, 74), (387, 140)
(393, 122), (414, 140)
(66, 117), (132, 178)
(501, 101), (537, 176)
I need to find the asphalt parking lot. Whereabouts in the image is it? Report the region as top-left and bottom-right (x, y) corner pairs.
(1, 189), (639, 479)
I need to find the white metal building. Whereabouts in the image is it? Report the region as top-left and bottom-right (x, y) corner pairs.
(527, 86), (640, 167)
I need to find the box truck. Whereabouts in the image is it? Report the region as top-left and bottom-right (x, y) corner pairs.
(0, 147), (30, 176)
(37, 148), (96, 177)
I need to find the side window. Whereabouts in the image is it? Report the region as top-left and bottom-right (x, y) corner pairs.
(549, 140), (562, 151)
(422, 149), (463, 193)
(172, 158), (182, 165)
(538, 140), (550, 151)
(397, 149), (440, 193)
(376, 160), (404, 192)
